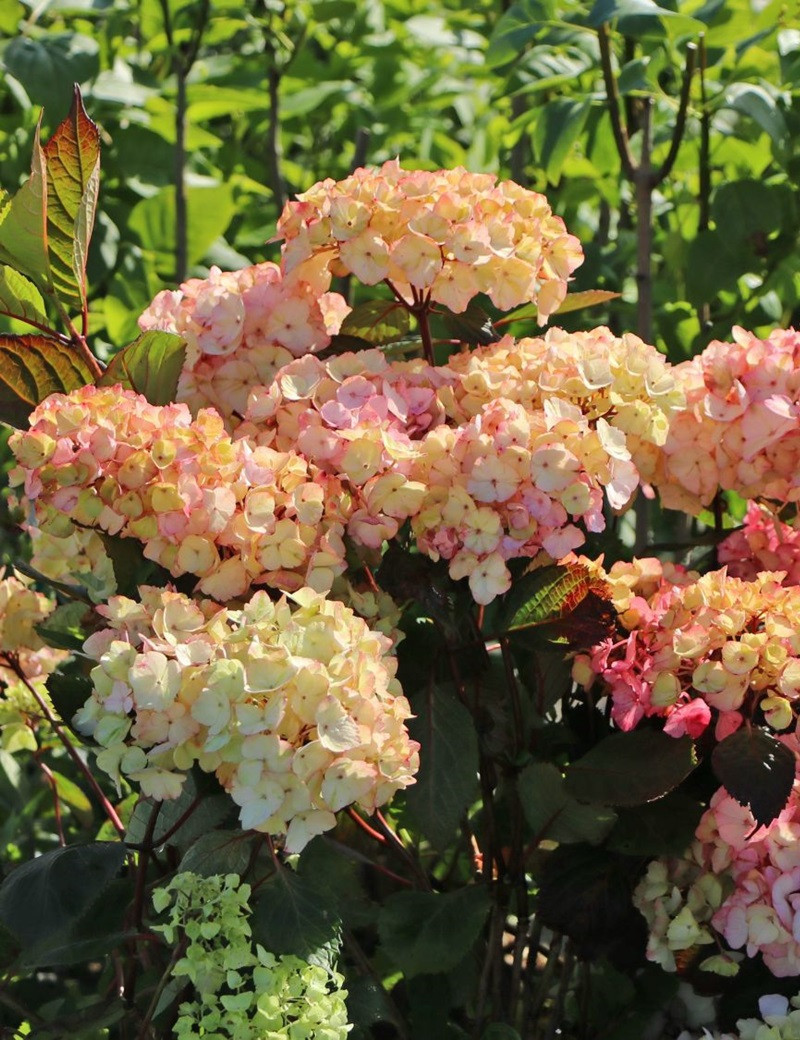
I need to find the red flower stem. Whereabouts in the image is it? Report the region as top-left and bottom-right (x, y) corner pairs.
(36, 756), (65, 845)
(4, 655), (125, 837)
(347, 805), (387, 844)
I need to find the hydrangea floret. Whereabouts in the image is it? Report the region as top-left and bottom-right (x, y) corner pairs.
(76, 584), (419, 852)
(718, 502), (800, 587)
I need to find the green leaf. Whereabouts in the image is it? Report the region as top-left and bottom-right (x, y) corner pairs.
(97, 330), (186, 405)
(606, 791), (703, 856)
(0, 266), (48, 329)
(485, 0), (556, 69)
(0, 842), (126, 953)
(710, 179), (783, 250)
(252, 867), (342, 969)
(179, 830), (256, 877)
(378, 886), (490, 978)
(586, 0), (702, 34)
(533, 98), (591, 183)
(518, 762), (616, 844)
(48, 664), (93, 731)
(404, 687), (480, 850)
(482, 1027), (522, 1040)
(723, 83), (787, 149)
(0, 87), (100, 318)
(711, 728), (795, 828)
(2, 33), (100, 119)
(565, 729), (697, 807)
(439, 300), (499, 347)
(41, 86), (101, 316)
(35, 600), (88, 653)
(555, 289), (621, 316)
(0, 333), (94, 427)
(339, 300), (411, 345)
(50, 771), (92, 815)
(497, 563), (606, 635)
(129, 184), (236, 273)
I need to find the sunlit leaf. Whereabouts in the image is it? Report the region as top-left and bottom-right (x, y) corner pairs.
(0, 266), (48, 329)
(97, 330), (186, 405)
(339, 299), (411, 344)
(0, 333), (94, 427)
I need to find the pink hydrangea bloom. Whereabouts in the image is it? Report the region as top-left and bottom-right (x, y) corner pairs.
(276, 160), (583, 321)
(718, 502), (800, 586)
(139, 262), (350, 422)
(574, 565), (800, 739)
(657, 327), (800, 514)
(10, 384), (350, 600)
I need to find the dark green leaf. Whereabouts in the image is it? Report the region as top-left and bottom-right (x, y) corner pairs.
(565, 730), (697, 807)
(48, 664), (93, 730)
(711, 728), (795, 828)
(607, 791), (704, 856)
(404, 687), (480, 850)
(0, 842), (126, 952)
(252, 867), (342, 969)
(378, 886), (490, 978)
(518, 762), (616, 844)
(97, 330), (186, 405)
(723, 84), (787, 149)
(339, 299), (411, 345)
(710, 179), (783, 250)
(35, 600), (88, 653)
(533, 98), (591, 183)
(179, 830), (255, 877)
(439, 300), (499, 347)
(0, 334), (94, 427)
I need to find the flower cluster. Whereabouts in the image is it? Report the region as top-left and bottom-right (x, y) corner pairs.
(439, 326), (685, 487)
(657, 327), (800, 514)
(636, 738), (800, 978)
(139, 262), (350, 422)
(277, 159), (583, 319)
(153, 871), (350, 1040)
(718, 502), (800, 587)
(241, 349), (444, 549)
(10, 384), (350, 601)
(76, 585), (418, 852)
(573, 566), (800, 739)
(677, 995), (800, 1040)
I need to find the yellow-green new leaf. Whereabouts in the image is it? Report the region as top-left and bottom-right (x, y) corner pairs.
(0, 266), (49, 329)
(0, 334), (94, 427)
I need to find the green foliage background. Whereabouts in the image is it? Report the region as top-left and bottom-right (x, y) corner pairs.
(1, 1), (800, 1038)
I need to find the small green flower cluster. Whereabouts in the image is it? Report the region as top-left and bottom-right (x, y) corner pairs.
(153, 872), (350, 1040)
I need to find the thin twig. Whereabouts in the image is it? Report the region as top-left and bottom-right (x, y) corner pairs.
(653, 43), (697, 186)
(597, 24), (635, 179)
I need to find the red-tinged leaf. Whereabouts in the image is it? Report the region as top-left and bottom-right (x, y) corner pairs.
(97, 330), (186, 405)
(0, 87), (100, 319)
(498, 562), (609, 635)
(0, 334), (94, 427)
(42, 85), (100, 314)
(0, 266), (49, 330)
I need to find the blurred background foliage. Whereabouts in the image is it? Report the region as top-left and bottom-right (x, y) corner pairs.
(0, 0), (798, 362)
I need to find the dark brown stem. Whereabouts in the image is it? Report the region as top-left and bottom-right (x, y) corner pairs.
(653, 42), (697, 186)
(416, 304), (436, 365)
(597, 24), (635, 180)
(174, 67), (188, 283)
(266, 64), (285, 212)
(136, 936), (187, 1040)
(133, 801), (162, 930)
(698, 34), (712, 327)
(4, 656), (125, 836)
(37, 756), (65, 845)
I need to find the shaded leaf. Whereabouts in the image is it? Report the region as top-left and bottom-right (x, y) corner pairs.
(565, 730), (697, 807)
(97, 330), (186, 405)
(0, 842), (126, 951)
(405, 687), (480, 850)
(485, 0), (556, 68)
(252, 867), (342, 969)
(340, 300), (411, 344)
(607, 791), (704, 857)
(0, 333), (94, 427)
(378, 886), (490, 978)
(439, 300), (500, 346)
(179, 831), (255, 877)
(36, 600), (88, 653)
(723, 83), (787, 149)
(586, 0), (702, 33)
(711, 728), (795, 828)
(519, 762), (616, 844)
